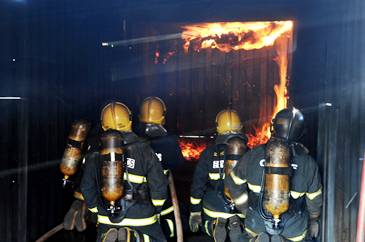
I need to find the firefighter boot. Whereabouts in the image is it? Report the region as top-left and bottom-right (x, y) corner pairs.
(213, 217), (228, 242)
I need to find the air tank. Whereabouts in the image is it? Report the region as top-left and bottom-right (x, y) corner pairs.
(224, 136), (247, 201)
(100, 131), (124, 213)
(263, 138), (291, 225)
(60, 120), (90, 184)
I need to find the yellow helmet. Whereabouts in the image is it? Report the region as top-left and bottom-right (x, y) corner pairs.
(101, 102), (132, 132)
(139, 96), (166, 125)
(216, 109), (243, 135)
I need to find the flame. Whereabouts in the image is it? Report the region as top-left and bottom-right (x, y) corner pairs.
(246, 26), (292, 148)
(154, 49), (177, 64)
(179, 139), (207, 161)
(182, 21), (293, 53)
(181, 21), (293, 148)
(154, 50), (160, 64)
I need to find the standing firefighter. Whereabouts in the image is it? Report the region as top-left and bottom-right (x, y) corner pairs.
(80, 102), (168, 242)
(189, 109), (249, 242)
(225, 107), (323, 242)
(138, 96), (185, 240)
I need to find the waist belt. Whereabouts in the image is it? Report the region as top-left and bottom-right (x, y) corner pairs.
(161, 206), (174, 216)
(124, 188), (150, 202)
(245, 227), (307, 242)
(248, 193), (304, 221)
(97, 214), (157, 226)
(203, 207), (245, 219)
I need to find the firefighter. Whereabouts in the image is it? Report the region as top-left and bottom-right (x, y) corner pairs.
(225, 107), (323, 242)
(189, 109), (249, 242)
(80, 102), (168, 242)
(138, 96), (185, 240)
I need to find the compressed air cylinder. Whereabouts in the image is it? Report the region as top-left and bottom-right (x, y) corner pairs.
(224, 137), (247, 201)
(263, 139), (291, 220)
(60, 120), (90, 181)
(100, 131), (124, 208)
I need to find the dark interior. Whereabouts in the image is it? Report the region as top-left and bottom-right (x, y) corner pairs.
(0, 0), (364, 241)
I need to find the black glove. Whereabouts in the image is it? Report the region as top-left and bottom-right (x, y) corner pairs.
(189, 212), (202, 232)
(309, 219), (320, 238)
(63, 200), (87, 232)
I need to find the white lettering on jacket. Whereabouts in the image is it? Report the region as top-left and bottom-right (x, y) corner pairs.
(127, 158), (135, 169)
(213, 160), (224, 169)
(155, 153), (162, 162)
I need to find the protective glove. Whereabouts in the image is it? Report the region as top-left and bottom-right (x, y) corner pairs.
(309, 218), (320, 238)
(213, 217), (227, 242)
(63, 199), (87, 232)
(102, 228), (118, 242)
(118, 228), (128, 242)
(228, 215), (243, 242)
(189, 212), (202, 232)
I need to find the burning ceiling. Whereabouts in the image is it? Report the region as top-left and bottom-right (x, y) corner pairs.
(181, 21), (293, 53)
(157, 21), (294, 160)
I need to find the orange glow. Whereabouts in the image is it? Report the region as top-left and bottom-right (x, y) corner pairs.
(181, 21), (293, 53)
(247, 26), (292, 148)
(179, 139), (207, 161)
(181, 21), (293, 147)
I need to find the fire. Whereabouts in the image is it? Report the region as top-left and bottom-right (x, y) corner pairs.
(246, 24), (292, 148)
(181, 21), (293, 53)
(154, 49), (177, 64)
(179, 139), (207, 161)
(181, 21), (293, 147)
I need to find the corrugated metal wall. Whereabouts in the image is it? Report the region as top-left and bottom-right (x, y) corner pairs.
(308, 0), (365, 241)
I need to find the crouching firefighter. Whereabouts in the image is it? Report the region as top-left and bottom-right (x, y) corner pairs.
(225, 107), (323, 242)
(189, 109), (249, 242)
(60, 120), (93, 232)
(138, 96), (185, 240)
(80, 102), (168, 242)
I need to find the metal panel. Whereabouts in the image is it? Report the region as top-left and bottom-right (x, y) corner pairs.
(317, 104), (338, 242)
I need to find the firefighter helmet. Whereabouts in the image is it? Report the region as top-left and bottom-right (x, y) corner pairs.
(215, 109), (243, 135)
(271, 107), (304, 142)
(139, 96), (166, 125)
(101, 102), (132, 132)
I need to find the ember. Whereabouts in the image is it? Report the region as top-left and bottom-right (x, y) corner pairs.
(179, 139), (207, 161)
(154, 49), (177, 64)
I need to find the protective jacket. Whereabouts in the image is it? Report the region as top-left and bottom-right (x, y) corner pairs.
(80, 132), (167, 240)
(190, 135), (246, 227)
(145, 128), (185, 238)
(225, 143), (322, 241)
